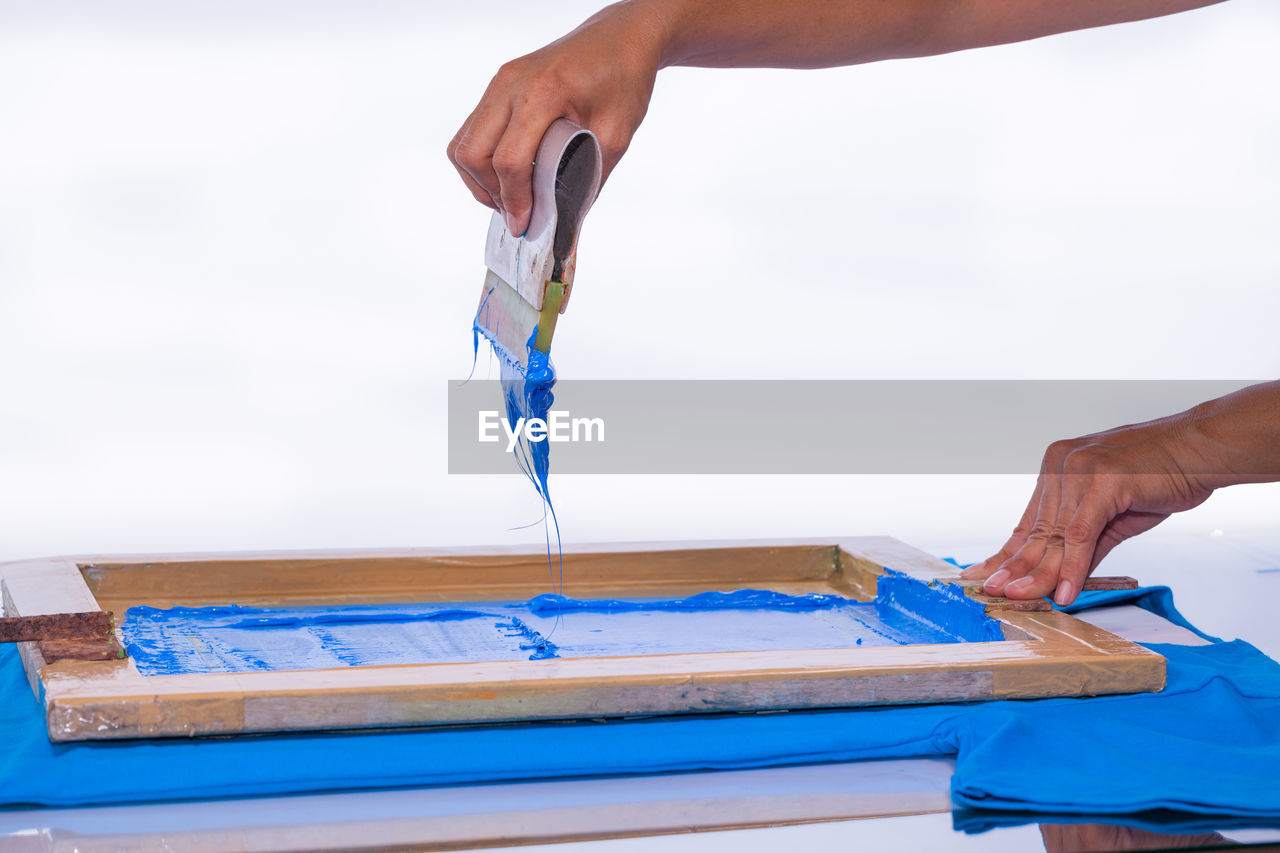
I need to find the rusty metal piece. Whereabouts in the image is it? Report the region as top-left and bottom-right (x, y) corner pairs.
(1082, 576), (1139, 591)
(979, 596), (1054, 612)
(955, 580), (1055, 612)
(958, 575), (1138, 608)
(0, 611), (112, 643)
(39, 636), (125, 663)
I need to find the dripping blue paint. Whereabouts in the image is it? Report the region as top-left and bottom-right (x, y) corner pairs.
(471, 292), (556, 507)
(120, 578), (1005, 676)
(471, 285), (564, 597)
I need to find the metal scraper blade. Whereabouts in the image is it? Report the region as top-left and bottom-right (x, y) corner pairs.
(475, 268), (553, 367)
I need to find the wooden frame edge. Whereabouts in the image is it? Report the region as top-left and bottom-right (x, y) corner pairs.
(2, 537), (1167, 743)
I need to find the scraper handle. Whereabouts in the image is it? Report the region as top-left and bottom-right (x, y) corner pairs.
(483, 119), (603, 313)
(536, 118), (602, 302)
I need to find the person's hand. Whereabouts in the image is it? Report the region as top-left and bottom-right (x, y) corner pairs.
(961, 418), (1215, 606)
(447, 2), (668, 236)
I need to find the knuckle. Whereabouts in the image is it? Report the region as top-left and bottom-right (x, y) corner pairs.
(594, 124), (632, 162)
(454, 144), (484, 173)
(1045, 439), (1078, 462)
(1063, 446), (1105, 476)
(1026, 521), (1054, 541)
(1064, 519), (1095, 546)
(490, 148), (526, 178)
(523, 70), (560, 101)
(494, 59), (524, 84)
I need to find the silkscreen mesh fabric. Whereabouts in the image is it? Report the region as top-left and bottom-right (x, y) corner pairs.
(116, 579), (1005, 675)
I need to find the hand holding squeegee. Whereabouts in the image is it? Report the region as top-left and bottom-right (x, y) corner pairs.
(474, 119), (602, 367)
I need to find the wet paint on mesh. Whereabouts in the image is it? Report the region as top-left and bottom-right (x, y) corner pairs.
(120, 580), (1005, 676)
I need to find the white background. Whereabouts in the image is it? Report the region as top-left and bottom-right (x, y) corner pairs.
(2, 1), (1278, 645)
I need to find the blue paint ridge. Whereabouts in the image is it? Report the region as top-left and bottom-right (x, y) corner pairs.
(126, 604), (511, 631)
(223, 609), (499, 629)
(874, 569), (1005, 643)
(525, 589), (852, 616)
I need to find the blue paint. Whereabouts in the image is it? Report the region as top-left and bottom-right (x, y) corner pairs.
(120, 585), (1005, 676)
(875, 569), (1007, 643)
(472, 298), (557, 507)
(472, 292), (563, 587)
(526, 589), (852, 615)
(122, 603), (548, 673)
(506, 341), (556, 506)
(496, 616), (560, 660)
(225, 609), (499, 629)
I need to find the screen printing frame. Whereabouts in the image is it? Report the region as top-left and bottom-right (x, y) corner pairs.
(1, 536), (1165, 743)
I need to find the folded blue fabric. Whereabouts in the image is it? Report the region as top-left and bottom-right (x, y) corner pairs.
(949, 637), (1280, 816)
(2, 587), (1277, 818)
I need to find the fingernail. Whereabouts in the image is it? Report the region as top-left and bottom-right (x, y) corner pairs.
(1054, 579), (1074, 607)
(983, 569), (1010, 593)
(503, 211), (520, 235)
(1005, 577), (1033, 595)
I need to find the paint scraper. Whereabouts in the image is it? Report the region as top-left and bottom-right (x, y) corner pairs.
(474, 119), (603, 366)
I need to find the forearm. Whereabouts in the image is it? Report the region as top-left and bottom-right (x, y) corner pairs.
(637, 0), (1225, 70)
(451, 0), (1228, 234)
(1178, 380), (1280, 489)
